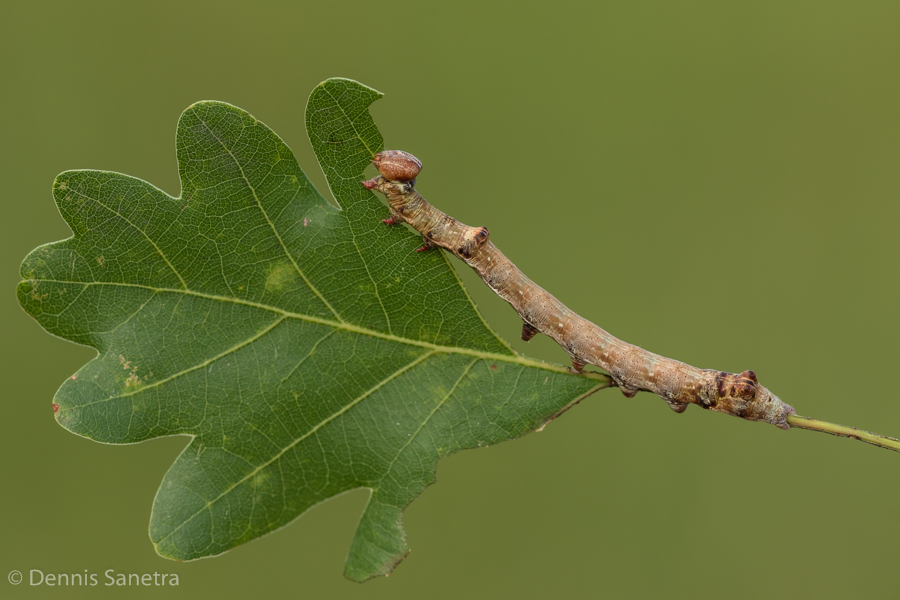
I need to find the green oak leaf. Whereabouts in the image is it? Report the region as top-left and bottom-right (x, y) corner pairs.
(17, 78), (608, 581)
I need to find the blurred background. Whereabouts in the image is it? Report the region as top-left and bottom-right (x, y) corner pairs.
(2, 1), (898, 598)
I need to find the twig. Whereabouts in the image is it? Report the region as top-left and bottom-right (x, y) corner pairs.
(787, 414), (900, 453)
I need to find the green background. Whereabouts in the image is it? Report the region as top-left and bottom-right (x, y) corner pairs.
(2, 1), (898, 598)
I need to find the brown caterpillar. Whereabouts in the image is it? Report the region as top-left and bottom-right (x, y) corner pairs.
(362, 151), (795, 429)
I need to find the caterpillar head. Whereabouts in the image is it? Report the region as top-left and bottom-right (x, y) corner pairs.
(372, 150), (422, 183)
(710, 370), (795, 429)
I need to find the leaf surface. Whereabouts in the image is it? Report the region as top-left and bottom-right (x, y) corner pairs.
(17, 78), (606, 581)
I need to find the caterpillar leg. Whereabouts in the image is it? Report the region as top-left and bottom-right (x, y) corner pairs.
(568, 358), (586, 374)
(664, 398), (689, 413)
(620, 387), (639, 398)
(415, 237), (435, 252)
(521, 322), (539, 342)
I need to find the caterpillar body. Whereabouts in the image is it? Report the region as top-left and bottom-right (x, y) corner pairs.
(363, 151), (795, 429)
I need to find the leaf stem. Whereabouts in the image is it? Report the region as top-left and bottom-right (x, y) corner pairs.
(787, 414), (900, 453)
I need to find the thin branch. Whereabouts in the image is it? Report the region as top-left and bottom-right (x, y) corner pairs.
(787, 414), (900, 453)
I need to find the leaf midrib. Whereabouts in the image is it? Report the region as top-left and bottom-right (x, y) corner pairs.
(33, 277), (610, 383)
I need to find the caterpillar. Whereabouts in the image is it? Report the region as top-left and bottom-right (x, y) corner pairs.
(363, 150), (795, 430)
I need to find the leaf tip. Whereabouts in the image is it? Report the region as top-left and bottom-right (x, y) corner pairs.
(344, 549), (410, 583)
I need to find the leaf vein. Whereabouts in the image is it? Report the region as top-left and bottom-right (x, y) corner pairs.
(66, 184), (188, 290)
(195, 115), (345, 324)
(64, 315), (287, 410)
(154, 350), (438, 546)
(377, 359), (478, 489)
(31, 278), (609, 382)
